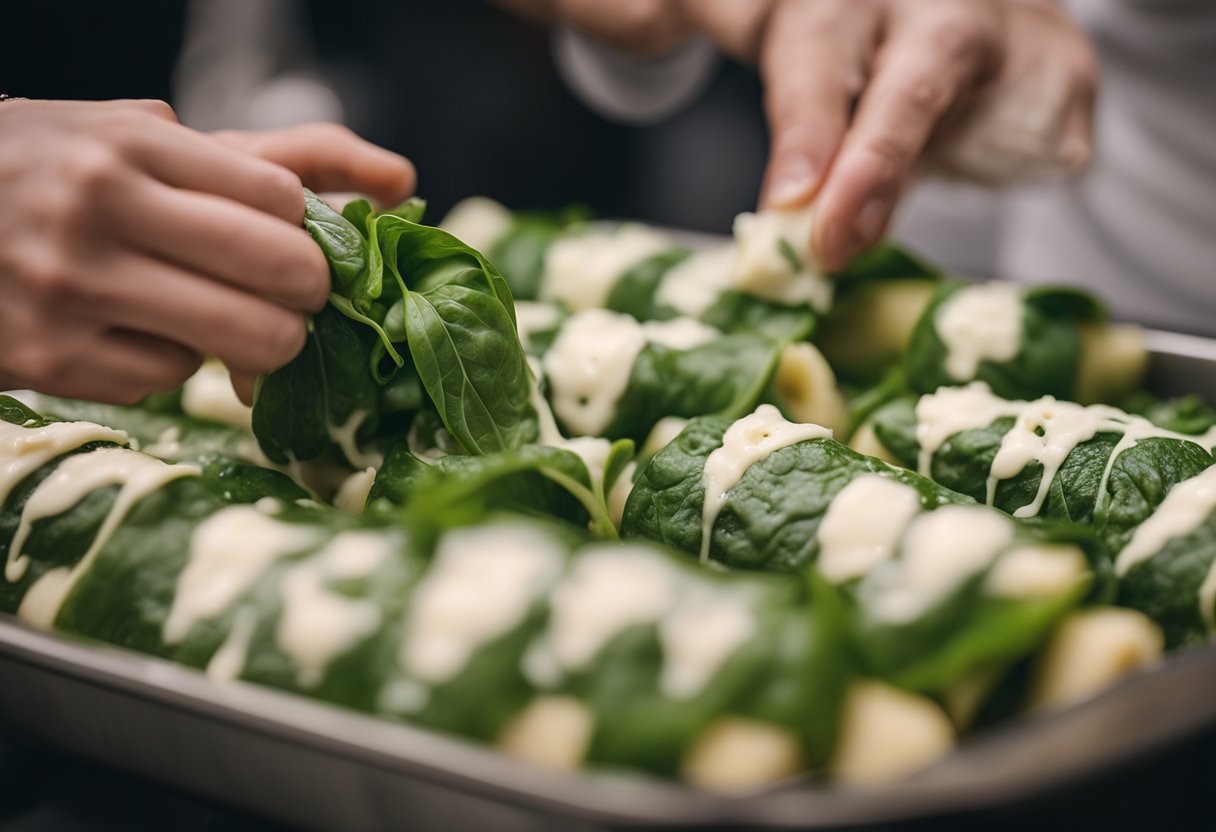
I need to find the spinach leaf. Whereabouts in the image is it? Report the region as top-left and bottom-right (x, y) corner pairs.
(833, 241), (941, 282)
(369, 441), (610, 540)
(302, 191), (366, 294)
(904, 282), (1088, 400)
(603, 335), (783, 442)
(1120, 392), (1216, 435)
(252, 305), (380, 465)
(0, 395), (43, 427)
(622, 415), (966, 571)
(699, 291), (818, 342)
(604, 249), (692, 321)
(405, 283), (537, 454)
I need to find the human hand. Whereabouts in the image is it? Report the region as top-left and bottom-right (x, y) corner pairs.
(524, 0), (1095, 271)
(208, 123), (416, 402)
(0, 100), (413, 405)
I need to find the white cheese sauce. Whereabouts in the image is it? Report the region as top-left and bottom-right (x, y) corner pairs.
(206, 605), (259, 682)
(327, 410), (382, 470)
(163, 505), (319, 644)
(0, 419), (128, 508)
(915, 383), (1216, 519)
(402, 523), (564, 685)
(538, 544), (759, 700)
(333, 467), (377, 515)
(541, 224), (674, 311)
(655, 246), (735, 318)
(868, 506), (1015, 623)
(542, 309), (647, 437)
(658, 591), (756, 700)
(817, 474), (923, 583)
(546, 546), (678, 670)
(276, 531), (392, 687)
(731, 204), (833, 312)
(181, 361), (253, 431)
(700, 405), (832, 564)
(934, 283), (1025, 381)
(16, 448), (199, 629)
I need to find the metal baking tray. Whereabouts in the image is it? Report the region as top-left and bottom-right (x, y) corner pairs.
(2, 328), (1216, 831)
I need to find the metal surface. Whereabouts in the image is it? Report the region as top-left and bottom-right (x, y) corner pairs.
(1, 328), (1214, 830)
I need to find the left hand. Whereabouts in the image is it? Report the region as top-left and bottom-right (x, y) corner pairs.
(211, 123), (417, 402)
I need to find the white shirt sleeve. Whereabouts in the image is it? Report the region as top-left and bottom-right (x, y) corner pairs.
(551, 25), (721, 125)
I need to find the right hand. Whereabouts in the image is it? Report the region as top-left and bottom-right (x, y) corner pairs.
(0, 99), (330, 404)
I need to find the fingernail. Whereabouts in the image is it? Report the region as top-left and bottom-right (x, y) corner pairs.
(855, 195), (892, 246)
(767, 156), (819, 208)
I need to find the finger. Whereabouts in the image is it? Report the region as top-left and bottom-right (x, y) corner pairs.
(27, 330), (201, 406)
(814, 10), (1001, 269)
(64, 252), (309, 376)
(110, 176), (330, 312)
(1057, 64), (1096, 173)
(108, 98), (180, 123)
(758, 0), (876, 209)
(229, 369), (257, 406)
(212, 124), (417, 209)
(120, 117), (307, 225)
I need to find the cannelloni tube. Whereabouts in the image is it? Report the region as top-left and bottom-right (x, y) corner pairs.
(902, 282), (1146, 403)
(0, 399), (855, 788)
(621, 405), (1097, 692)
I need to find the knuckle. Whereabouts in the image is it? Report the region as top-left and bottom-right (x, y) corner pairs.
(315, 121), (357, 143)
(133, 98), (179, 123)
(64, 143), (123, 194)
(931, 16), (984, 63)
(860, 133), (913, 178)
(12, 341), (68, 381)
(895, 69), (950, 113)
(15, 249), (71, 301)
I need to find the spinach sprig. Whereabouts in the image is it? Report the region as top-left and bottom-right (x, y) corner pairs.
(253, 193), (537, 465)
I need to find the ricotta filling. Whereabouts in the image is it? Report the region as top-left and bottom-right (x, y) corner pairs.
(655, 246), (735, 318)
(542, 309), (647, 437)
(541, 224), (674, 311)
(934, 283), (1024, 382)
(731, 204), (832, 312)
(817, 474), (923, 583)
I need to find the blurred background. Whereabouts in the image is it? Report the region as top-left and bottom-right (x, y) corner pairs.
(0, 0), (769, 234)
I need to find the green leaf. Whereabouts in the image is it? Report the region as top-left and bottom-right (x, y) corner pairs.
(904, 282), (1083, 400)
(405, 284), (537, 454)
(833, 241), (941, 282)
(603, 335), (784, 442)
(302, 190), (366, 294)
(252, 305), (380, 464)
